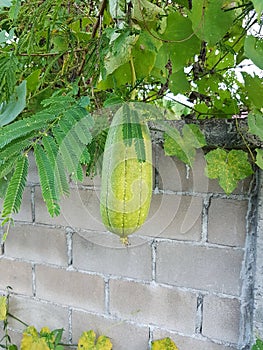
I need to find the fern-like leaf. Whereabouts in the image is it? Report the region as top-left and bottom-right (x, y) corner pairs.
(0, 54), (18, 102)
(34, 143), (60, 217)
(0, 110), (56, 149)
(0, 137), (32, 164)
(2, 155), (29, 218)
(42, 135), (70, 197)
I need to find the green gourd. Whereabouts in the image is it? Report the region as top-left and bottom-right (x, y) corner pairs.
(100, 105), (152, 242)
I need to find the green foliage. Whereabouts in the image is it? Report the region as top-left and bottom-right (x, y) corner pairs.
(0, 0), (262, 230)
(252, 338), (263, 350)
(0, 296), (7, 321)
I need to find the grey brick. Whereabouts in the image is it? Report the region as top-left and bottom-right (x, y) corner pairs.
(202, 295), (241, 344)
(73, 231), (152, 280)
(27, 151), (39, 184)
(8, 295), (69, 340)
(34, 187), (104, 231)
(35, 265), (104, 313)
(156, 242), (244, 295)
(109, 279), (196, 334)
(0, 258), (32, 295)
(208, 198), (248, 247)
(5, 224), (68, 266)
(152, 329), (237, 350)
(137, 194), (202, 241)
(72, 309), (149, 350)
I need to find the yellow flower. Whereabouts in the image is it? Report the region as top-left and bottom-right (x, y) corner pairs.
(151, 337), (179, 350)
(77, 330), (112, 350)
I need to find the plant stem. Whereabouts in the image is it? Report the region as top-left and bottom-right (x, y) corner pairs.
(7, 313), (29, 328)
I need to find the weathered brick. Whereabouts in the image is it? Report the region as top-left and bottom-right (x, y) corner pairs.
(73, 232), (152, 280)
(137, 194), (202, 241)
(8, 295), (69, 340)
(208, 198), (248, 247)
(202, 295), (241, 344)
(156, 242), (244, 295)
(158, 148), (209, 193)
(109, 279), (196, 334)
(0, 258), (32, 295)
(152, 329), (237, 350)
(72, 309), (149, 350)
(34, 187), (104, 231)
(27, 151), (39, 184)
(5, 224), (68, 266)
(35, 265), (105, 313)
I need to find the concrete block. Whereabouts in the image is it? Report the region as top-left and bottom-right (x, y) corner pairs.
(8, 295), (69, 340)
(136, 194), (202, 241)
(72, 309), (149, 350)
(34, 187), (104, 231)
(152, 329), (237, 350)
(208, 198), (248, 247)
(27, 151), (39, 184)
(0, 258), (32, 295)
(5, 224), (68, 266)
(109, 279), (196, 334)
(73, 232), (152, 280)
(156, 242), (244, 295)
(35, 265), (105, 313)
(202, 295), (241, 344)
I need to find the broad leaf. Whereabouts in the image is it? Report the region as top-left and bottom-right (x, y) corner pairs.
(0, 80), (27, 127)
(244, 36), (263, 70)
(251, 0), (263, 20)
(205, 149), (253, 194)
(243, 73), (263, 109)
(163, 123), (206, 166)
(151, 337), (179, 350)
(190, 0), (235, 46)
(248, 112), (263, 141)
(77, 330), (112, 350)
(256, 149), (263, 170)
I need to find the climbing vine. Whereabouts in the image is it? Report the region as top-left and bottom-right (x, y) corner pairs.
(0, 0), (262, 230)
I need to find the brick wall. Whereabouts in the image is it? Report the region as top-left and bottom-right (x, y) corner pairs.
(0, 146), (260, 350)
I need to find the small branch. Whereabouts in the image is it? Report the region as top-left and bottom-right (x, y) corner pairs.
(91, 0), (107, 39)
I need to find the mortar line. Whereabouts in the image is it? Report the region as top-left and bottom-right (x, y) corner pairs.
(104, 277), (110, 315)
(68, 307), (73, 343)
(66, 227), (74, 267)
(195, 293), (204, 335)
(151, 240), (157, 282)
(201, 194), (212, 243)
(30, 185), (35, 223)
(32, 264), (36, 297)
(148, 326), (153, 350)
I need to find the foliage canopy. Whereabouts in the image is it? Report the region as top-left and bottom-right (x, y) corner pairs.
(0, 0), (262, 230)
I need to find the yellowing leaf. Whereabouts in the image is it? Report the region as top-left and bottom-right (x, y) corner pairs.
(77, 330), (112, 350)
(0, 296), (7, 320)
(151, 337), (179, 350)
(21, 327), (49, 350)
(205, 148), (253, 194)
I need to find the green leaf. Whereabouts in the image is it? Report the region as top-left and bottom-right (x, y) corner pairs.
(0, 0), (12, 7)
(244, 36), (263, 70)
(157, 12), (200, 72)
(0, 296), (7, 321)
(0, 80), (27, 127)
(26, 69), (41, 93)
(169, 69), (190, 95)
(251, 0), (263, 20)
(163, 123), (206, 166)
(0, 54), (18, 101)
(34, 144), (60, 217)
(190, 0), (235, 46)
(248, 112), (263, 141)
(243, 73), (263, 109)
(151, 337), (179, 350)
(205, 149), (253, 194)
(252, 338), (263, 350)
(2, 155), (29, 217)
(255, 149), (263, 169)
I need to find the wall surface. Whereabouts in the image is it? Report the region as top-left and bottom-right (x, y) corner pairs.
(0, 146), (261, 350)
